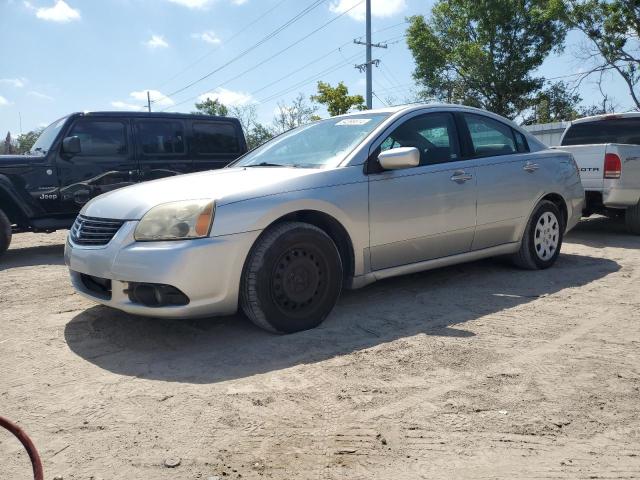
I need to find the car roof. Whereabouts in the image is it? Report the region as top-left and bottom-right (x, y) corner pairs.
(335, 102), (520, 119)
(571, 111), (640, 125)
(72, 111), (238, 122)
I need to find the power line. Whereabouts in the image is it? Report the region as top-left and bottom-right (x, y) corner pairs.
(257, 52), (362, 104)
(155, 0), (290, 90)
(161, 0), (363, 112)
(157, 0), (328, 103)
(255, 31), (405, 105)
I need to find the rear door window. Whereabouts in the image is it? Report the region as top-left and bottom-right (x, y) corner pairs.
(463, 114), (517, 157)
(561, 118), (640, 145)
(137, 121), (185, 154)
(192, 122), (240, 154)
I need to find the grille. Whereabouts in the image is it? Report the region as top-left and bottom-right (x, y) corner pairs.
(70, 215), (124, 246)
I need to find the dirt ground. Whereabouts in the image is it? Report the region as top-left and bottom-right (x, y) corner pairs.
(1, 217), (639, 479)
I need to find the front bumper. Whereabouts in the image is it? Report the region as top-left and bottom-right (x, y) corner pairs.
(65, 221), (261, 318)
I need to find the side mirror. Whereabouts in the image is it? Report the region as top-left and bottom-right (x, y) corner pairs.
(62, 136), (81, 156)
(377, 147), (420, 170)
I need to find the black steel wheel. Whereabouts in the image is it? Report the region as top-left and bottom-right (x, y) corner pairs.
(241, 221), (343, 333)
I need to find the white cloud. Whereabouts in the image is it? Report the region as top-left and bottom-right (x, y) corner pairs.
(198, 88), (253, 106)
(0, 78), (26, 88)
(191, 30), (221, 45)
(0, 96), (9, 106)
(111, 90), (175, 111)
(167, 0), (247, 8)
(329, 0), (406, 21)
(28, 91), (54, 101)
(167, 0), (213, 8)
(131, 90), (174, 107)
(25, 0), (81, 22)
(144, 34), (169, 49)
(110, 101), (145, 111)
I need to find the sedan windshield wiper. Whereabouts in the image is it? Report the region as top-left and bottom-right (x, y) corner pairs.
(245, 162), (286, 167)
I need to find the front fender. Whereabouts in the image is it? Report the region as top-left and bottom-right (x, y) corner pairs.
(212, 181), (370, 275)
(0, 174), (38, 220)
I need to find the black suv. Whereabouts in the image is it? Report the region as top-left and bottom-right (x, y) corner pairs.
(0, 111), (247, 255)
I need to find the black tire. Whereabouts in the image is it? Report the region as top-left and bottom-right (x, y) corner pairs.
(0, 209), (12, 257)
(625, 201), (640, 235)
(240, 221), (343, 334)
(511, 200), (564, 270)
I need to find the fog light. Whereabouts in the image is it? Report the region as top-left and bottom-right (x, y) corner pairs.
(126, 283), (189, 307)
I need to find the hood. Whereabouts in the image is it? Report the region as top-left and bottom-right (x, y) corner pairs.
(82, 166), (349, 220)
(0, 154), (41, 167)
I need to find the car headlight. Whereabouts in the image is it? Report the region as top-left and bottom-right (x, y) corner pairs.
(134, 200), (215, 241)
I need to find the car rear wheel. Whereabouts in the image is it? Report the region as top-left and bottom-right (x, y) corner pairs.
(240, 221), (343, 334)
(625, 201), (640, 235)
(511, 200), (564, 270)
(0, 209), (12, 257)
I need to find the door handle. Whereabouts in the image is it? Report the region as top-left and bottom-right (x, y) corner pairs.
(450, 170), (473, 183)
(524, 161), (540, 172)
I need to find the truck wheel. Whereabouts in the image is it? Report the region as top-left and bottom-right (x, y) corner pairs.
(625, 201), (640, 235)
(511, 200), (564, 270)
(0, 209), (12, 256)
(240, 221), (343, 334)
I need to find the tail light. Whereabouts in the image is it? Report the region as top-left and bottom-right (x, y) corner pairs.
(604, 153), (621, 179)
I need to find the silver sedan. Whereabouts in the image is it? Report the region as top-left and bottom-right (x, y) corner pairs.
(65, 104), (584, 333)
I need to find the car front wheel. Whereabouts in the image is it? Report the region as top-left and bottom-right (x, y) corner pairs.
(511, 200), (564, 270)
(240, 221), (343, 334)
(0, 209), (12, 256)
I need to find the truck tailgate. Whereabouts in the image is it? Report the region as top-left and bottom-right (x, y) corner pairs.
(555, 144), (605, 190)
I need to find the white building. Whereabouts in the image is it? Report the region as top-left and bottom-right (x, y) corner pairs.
(523, 121), (569, 147)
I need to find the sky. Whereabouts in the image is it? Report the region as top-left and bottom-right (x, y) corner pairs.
(0, 0), (635, 137)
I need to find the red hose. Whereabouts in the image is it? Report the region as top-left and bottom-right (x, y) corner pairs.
(0, 416), (44, 480)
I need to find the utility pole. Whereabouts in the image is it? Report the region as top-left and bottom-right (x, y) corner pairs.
(354, 0), (387, 109)
(147, 91), (152, 113)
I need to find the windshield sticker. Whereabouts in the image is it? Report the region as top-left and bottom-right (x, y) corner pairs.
(336, 118), (372, 126)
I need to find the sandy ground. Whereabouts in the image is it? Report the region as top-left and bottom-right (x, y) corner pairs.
(1, 217), (639, 479)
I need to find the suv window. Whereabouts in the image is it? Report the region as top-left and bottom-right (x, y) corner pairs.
(68, 120), (127, 156)
(464, 114), (517, 157)
(380, 113), (460, 165)
(561, 118), (640, 146)
(192, 122), (240, 154)
(137, 121), (185, 154)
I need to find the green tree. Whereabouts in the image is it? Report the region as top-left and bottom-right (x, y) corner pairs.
(16, 128), (44, 154)
(272, 93), (318, 133)
(193, 97), (229, 116)
(246, 123), (275, 150)
(3, 132), (12, 154)
(566, 0), (640, 109)
(406, 0), (567, 119)
(311, 81), (366, 116)
(523, 82), (582, 125)
(229, 104), (274, 150)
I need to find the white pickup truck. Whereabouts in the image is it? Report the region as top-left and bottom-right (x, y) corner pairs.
(558, 112), (640, 234)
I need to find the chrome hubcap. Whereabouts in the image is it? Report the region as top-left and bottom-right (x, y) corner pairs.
(534, 211), (559, 261)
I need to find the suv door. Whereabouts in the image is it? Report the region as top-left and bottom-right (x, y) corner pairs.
(190, 120), (244, 172)
(368, 111), (477, 271)
(459, 113), (541, 250)
(135, 119), (191, 181)
(56, 117), (136, 213)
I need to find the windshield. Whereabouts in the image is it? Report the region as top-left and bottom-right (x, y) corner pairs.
(29, 116), (69, 155)
(234, 113), (390, 168)
(561, 117), (640, 146)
